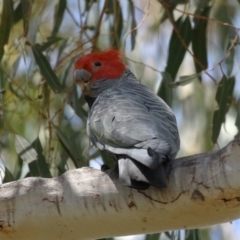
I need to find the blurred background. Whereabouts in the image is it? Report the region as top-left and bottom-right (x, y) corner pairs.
(0, 0), (240, 239)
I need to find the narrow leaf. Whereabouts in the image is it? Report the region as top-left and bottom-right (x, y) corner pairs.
(212, 76), (235, 143)
(21, 0), (33, 37)
(31, 44), (62, 93)
(28, 161), (41, 177)
(105, 0), (114, 14)
(165, 16), (192, 80)
(164, 232), (171, 239)
(13, 2), (23, 23)
(235, 99), (240, 138)
(100, 151), (114, 169)
(158, 72), (173, 106)
(31, 137), (52, 178)
(159, 16), (192, 105)
(177, 230), (181, 240)
(164, 231), (180, 240)
(69, 87), (87, 120)
(14, 156), (23, 180)
(185, 229), (201, 240)
(145, 233), (161, 240)
(57, 150), (69, 175)
(0, 0), (14, 61)
(38, 36), (62, 51)
(225, 28), (236, 77)
(14, 135), (37, 163)
(84, 0), (92, 12)
(111, 0), (123, 49)
(192, 6), (211, 80)
(54, 125), (80, 168)
(168, 72), (201, 88)
(3, 166), (15, 183)
(3, 155), (23, 182)
(129, 0), (137, 50)
(160, 4), (175, 23)
(0, 70), (4, 132)
(52, 0), (67, 36)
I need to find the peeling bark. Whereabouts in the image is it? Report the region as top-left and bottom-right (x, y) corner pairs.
(0, 139), (240, 240)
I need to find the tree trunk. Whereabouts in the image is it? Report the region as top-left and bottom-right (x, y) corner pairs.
(0, 139), (240, 240)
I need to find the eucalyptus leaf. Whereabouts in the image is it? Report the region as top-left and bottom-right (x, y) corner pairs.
(111, 0), (123, 49)
(31, 137), (52, 178)
(106, 0), (114, 14)
(185, 229), (201, 240)
(13, 2), (23, 23)
(158, 72), (173, 106)
(225, 29), (237, 77)
(192, 6), (211, 79)
(14, 135), (37, 163)
(31, 44), (62, 93)
(52, 0), (67, 36)
(0, 0), (14, 61)
(38, 36), (63, 52)
(168, 72), (201, 88)
(100, 151), (114, 169)
(145, 233), (161, 240)
(164, 231), (171, 239)
(3, 166), (15, 183)
(212, 76), (235, 143)
(160, 16), (192, 105)
(165, 16), (192, 80)
(129, 0), (137, 50)
(21, 0), (33, 37)
(235, 99), (240, 138)
(54, 125), (81, 168)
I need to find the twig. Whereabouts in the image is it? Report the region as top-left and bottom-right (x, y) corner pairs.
(125, 0), (150, 44)
(158, 0), (217, 84)
(91, 0), (108, 51)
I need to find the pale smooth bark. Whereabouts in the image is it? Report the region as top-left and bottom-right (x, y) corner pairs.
(0, 139), (240, 240)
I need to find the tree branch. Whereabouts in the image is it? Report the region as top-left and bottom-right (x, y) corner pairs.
(0, 139), (240, 240)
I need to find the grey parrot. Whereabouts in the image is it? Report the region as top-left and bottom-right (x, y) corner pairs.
(74, 49), (180, 189)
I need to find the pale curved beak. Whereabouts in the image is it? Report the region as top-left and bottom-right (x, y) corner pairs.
(74, 69), (91, 83)
(74, 69), (92, 94)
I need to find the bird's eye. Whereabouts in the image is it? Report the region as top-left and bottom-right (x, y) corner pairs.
(94, 62), (102, 67)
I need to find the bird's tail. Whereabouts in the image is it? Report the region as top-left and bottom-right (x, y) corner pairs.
(118, 158), (168, 190)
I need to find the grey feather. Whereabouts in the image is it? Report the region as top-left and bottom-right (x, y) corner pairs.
(87, 69), (180, 189)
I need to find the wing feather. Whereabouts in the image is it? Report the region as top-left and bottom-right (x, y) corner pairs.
(88, 80), (180, 160)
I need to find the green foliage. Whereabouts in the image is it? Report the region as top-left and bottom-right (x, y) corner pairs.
(165, 16), (192, 81)
(212, 76), (235, 143)
(159, 15), (192, 105)
(192, 6), (211, 80)
(31, 43), (63, 93)
(21, 0), (32, 37)
(52, 0), (67, 37)
(54, 125), (81, 168)
(145, 233), (161, 240)
(0, 0), (14, 60)
(0, 0), (239, 239)
(235, 100), (240, 138)
(129, 0), (137, 50)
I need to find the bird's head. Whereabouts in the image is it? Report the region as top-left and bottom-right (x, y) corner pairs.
(74, 49), (126, 97)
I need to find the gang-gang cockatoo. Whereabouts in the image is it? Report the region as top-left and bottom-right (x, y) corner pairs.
(74, 49), (180, 189)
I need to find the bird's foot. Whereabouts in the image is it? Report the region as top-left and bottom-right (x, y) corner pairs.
(147, 147), (167, 165)
(101, 164), (111, 171)
(147, 147), (173, 182)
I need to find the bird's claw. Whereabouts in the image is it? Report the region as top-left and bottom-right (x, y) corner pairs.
(147, 147), (166, 165)
(147, 147), (172, 179)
